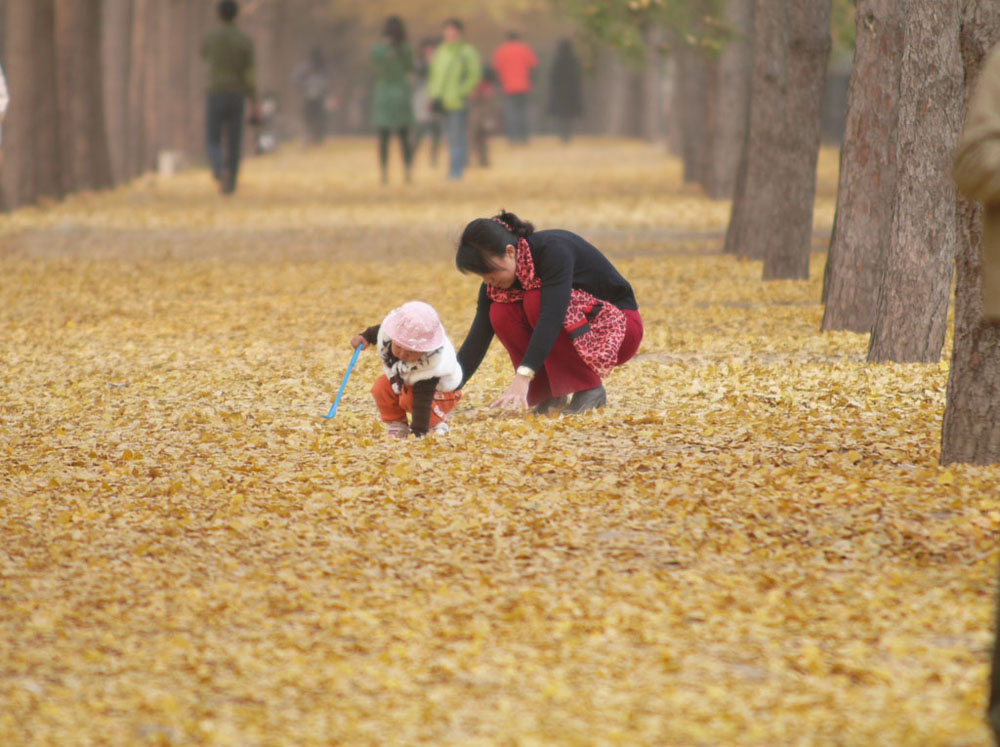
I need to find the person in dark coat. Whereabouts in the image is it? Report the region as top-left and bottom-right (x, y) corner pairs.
(548, 39), (583, 143)
(201, 0), (257, 195)
(371, 16), (414, 184)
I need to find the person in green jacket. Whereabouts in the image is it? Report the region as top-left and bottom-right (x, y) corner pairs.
(372, 16), (414, 184)
(428, 18), (481, 181)
(201, 0), (256, 195)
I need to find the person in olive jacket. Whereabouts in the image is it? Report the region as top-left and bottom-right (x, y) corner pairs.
(201, 0), (256, 195)
(371, 16), (414, 184)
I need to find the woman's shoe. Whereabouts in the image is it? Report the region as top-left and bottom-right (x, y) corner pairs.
(533, 395), (568, 415)
(564, 386), (606, 414)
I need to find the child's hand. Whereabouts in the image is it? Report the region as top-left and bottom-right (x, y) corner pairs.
(350, 335), (367, 350)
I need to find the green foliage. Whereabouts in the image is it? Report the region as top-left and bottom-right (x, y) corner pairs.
(559, 0), (857, 64)
(554, 0), (730, 63)
(831, 0), (857, 60)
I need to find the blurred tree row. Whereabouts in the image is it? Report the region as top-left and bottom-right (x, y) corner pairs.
(0, 0), (345, 209)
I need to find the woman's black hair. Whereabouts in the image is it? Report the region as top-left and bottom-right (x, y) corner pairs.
(383, 16), (407, 45)
(456, 210), (534, 275)
(218, 0), (238, 21)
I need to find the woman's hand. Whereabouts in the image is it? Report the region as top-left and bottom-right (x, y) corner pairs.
(350, 335), (367, 350)
(491, 373), (531, 410)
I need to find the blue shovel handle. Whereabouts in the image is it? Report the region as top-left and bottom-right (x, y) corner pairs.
(322, 343), (364, 419)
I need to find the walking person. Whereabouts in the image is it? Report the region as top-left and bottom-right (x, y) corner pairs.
(491, 31), (538, 145)
(454, 210), (643, 414)
(548, 39), (583, 144)
(467, 66), (499, 168)
(428, 18), (481, 181)
(411, 38), (443, 167)
(372, 16), (415, 184)
(293, 47), (330, 145)
(201, 0), (257, 195)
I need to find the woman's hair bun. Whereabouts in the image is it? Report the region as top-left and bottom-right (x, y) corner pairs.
(493, 210), (534, 239)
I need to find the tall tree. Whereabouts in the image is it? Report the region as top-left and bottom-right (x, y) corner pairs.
(673, 39), (708, 182)
(702, 0), (752, 200)
(0, 0), (61, 209)
(867, 0), (964, 363)
(760, 0), (831, 279)
(126, 0), (157, 178)
(820, 0), (904, 332)
(54, 0), (113, 193)
(941, 1), (1000, 465)
(723, 0), (831, 278)
(102, 0), (133, 184)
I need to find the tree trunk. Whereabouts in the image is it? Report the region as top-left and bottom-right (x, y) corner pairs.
(703, 0), (753, 200)
(868, 0), (964, 362)
(726, 0), (786, 260)
(126, 0), (156, 177)
(54, 0), (113, 193)
(940, 1), (1000, 465)
(821, 0), (904, 331)
(102, 0), (132, 184)
(186, 0), (209, 159)
(642, 25), (665, 142)
(675, 41), (708, 184)
(723, 0), (830, 276)
(0, 0), (61, 209)
(761, 0), (831, 279)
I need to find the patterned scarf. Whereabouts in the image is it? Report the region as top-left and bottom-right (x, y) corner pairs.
(485, 232), (627, 378)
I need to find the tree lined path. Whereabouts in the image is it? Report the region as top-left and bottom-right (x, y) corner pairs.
(1, 139), (997, 743)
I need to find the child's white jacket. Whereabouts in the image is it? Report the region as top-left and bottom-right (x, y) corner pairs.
(376, 325), (463, 393)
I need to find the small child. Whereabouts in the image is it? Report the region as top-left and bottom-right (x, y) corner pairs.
(351, 301), (463, 438)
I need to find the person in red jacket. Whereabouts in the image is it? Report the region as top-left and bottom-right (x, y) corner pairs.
(491, 31), (538, 145)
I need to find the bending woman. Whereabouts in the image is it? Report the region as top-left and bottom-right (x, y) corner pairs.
(455, 210), (643, 414)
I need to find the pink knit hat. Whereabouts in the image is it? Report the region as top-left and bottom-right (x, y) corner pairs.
(382, 301), (445, 352)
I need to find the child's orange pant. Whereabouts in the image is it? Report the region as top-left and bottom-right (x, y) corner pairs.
(371, 375), (461, 424)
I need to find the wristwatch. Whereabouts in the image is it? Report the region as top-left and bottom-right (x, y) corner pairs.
(516, 365), (535, 380)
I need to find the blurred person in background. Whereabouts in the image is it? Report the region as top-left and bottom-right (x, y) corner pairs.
(201, 0), (257, 195)
(548, 38), (583, 144)
(371, 16), (414, 184)
(0, 61), (9, 167)
(411, 38), (442, 167)
(293, 47), (330, 146)
(428, 18), (481, 181)
(467, 65), (499, 168)
(491, 31), (538, 145)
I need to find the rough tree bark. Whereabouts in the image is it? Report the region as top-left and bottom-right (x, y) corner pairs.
(642, 25), (665, 142)
(760, 0), (831, 279)
(102, 0), (132, 184)
(126, 0), (157, 178)
(703, 0), (753, 200)
(54, 0), (113, 193)
(821, 0), (904, 331)
(674, 41), (708, 184)
(868, 0), (964, 363)
(941, 1), (1000, 465)
(0, 0), (61, 209)
(723, 0), (830, 278)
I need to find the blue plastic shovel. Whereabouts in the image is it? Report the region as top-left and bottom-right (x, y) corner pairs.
(322, 344), (363, 419)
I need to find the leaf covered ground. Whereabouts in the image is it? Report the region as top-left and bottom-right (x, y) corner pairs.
(1, 138), (998, 745)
